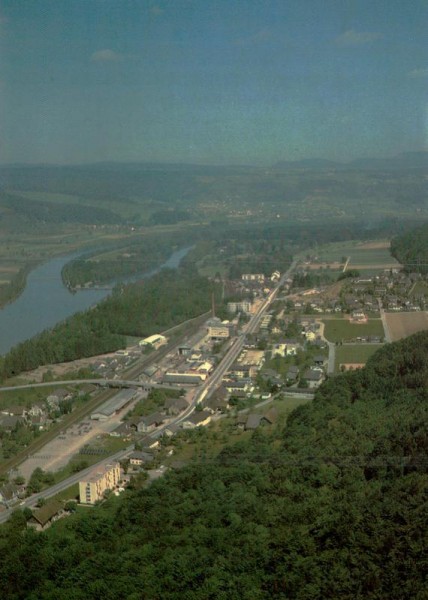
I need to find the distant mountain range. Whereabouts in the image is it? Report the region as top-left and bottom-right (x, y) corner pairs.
(1, 151), (427, 172)
(273, 151), (428, 170)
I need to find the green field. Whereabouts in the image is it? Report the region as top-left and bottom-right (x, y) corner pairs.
(323, 318), (385, 342)
(305, 240), (400, 270)
(410, 281), (428, 297)
(334, 344), (384, 372)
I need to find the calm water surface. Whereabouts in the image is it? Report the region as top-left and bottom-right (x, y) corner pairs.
(0, 246), (189, 355)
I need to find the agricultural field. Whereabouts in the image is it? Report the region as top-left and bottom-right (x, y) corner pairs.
(303, 239), (400, 273)
(334, 343), (384, 372)
(410, 281), (428, 297)
(323, 318), (385, 343)
(384, 311), (428, 342)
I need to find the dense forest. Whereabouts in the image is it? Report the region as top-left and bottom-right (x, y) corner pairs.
(0, 266), (219, 380)
(1, 333), (427, 599)
(391, 222), (428, 273)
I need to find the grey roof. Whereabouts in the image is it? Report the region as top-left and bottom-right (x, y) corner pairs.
(263, 407), (279, 424)
(163, 373), (203, 384)
(129, 451), (154, 462)
(140, 412), (164, 427)
(185, 410), (211, 425)
(0, 415), (25, 429)
(0, 483), (20, 501)
(92, 389), (136, 418)
(245, 414), (263, 429)
(164, 397), (189, 411)
(303, 369), (323, 381)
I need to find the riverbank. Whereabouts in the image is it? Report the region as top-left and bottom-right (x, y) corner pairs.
(0, 245), (191, 356)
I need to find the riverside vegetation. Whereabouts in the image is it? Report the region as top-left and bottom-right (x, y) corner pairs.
(1, 332), (427, 599)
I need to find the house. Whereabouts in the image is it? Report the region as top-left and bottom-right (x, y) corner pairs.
(30, 415), (46, 430)
(313, 355), (327, 367)
(163, 423), (181, 437)
(224, 379), (253, 393)
(206, 385), (230, 413)
(1, 405), (27, 417)
(27, 499), (65, 531)
(286, 365), (299, 383)
(181, 410), (212, 429)
(272, 343), (287, 358)
(242, 273), (265, 282)
(0, 415), (25, 432)
(46, 388), (72, 405)
(27, 404), (45, 418)
(163, 397), (189, 416)
(262, 407), (279, 425)
(178, 345), (192, 356)
(111, 421), (136, 438)
(284, 340), (301, 355)
(128, 451), (154, 467)
(0, 483), (23, 506)
(302, 369), (324, 389)
(137, 412), (165, 433)
(244, 414), (263, 430)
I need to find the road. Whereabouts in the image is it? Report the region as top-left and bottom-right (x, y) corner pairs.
(195, 260), (298, 404)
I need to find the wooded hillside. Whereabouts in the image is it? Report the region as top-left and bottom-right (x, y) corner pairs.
(391, 222), (428, 273)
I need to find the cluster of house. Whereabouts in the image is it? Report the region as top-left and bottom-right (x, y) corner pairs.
(334, 270), (425, 313)
(289, 268), (428, 315)
(91, 351), (140, 379)
(225, 271), (283, 316)
(0, 387), (88, 435)
(159, 318), (235, 386)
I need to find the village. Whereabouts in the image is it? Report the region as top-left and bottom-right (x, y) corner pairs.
(2, 244), (428, 528)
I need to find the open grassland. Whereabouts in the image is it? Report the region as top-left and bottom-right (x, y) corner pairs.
(323, 318), (385, 342)
(385, 311), (428, 342)
(334, 344), (384, 372)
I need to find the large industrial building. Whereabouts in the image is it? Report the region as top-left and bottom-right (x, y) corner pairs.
(90, 389), (137, 420)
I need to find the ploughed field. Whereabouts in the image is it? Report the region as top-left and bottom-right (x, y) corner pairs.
(384, 311), (428, 341)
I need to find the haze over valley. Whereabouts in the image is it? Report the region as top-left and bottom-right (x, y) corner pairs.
(0, 2), (427, 599)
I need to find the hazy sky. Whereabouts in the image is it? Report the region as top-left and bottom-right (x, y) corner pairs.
(0, 0), (427, 165)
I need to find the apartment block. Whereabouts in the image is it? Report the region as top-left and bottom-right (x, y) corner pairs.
(79, 462), (121, 505)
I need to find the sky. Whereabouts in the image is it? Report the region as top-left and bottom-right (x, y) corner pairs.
(0, 0), (427, 165)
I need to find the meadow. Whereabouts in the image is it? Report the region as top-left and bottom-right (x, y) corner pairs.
(334, 343), (384, 372)
(323, 318), (385, 342)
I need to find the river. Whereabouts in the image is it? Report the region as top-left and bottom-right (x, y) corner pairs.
(0, 246), (190, 355)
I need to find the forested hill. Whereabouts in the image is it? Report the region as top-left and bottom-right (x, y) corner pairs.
(2, 333), (428, 599)
(390, 222), (428, 272)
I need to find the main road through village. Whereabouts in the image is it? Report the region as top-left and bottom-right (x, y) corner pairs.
(0, 261), (297, 523)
